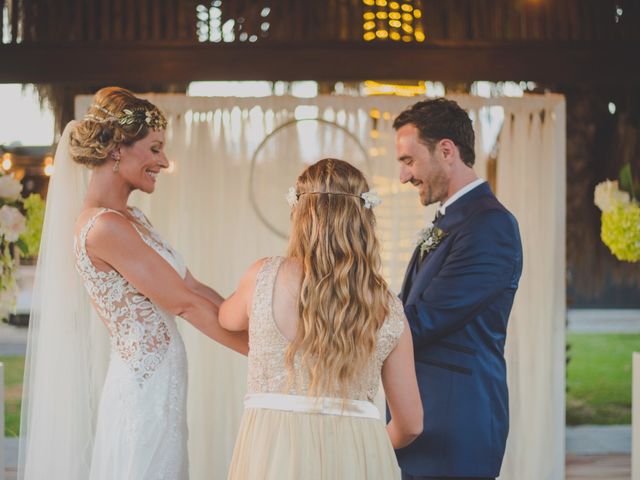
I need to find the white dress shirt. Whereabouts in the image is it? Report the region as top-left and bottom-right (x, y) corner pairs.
(438, 178), (486, 216)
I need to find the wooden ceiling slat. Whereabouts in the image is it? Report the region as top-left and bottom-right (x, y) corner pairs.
(2, 41), (638, 84)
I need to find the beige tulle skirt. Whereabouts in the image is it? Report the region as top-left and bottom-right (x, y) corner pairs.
(228, 407), (401, 479)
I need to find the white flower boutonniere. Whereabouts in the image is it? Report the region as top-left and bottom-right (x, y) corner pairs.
(417, 223), (448, 260)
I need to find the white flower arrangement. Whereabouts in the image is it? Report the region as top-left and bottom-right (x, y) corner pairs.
(0, 175), (23, 201)
(0, 172), (45, 320)
(594, 180), (630, 212)
(594, 167), (639, 263)
(0, 205), (26, 242)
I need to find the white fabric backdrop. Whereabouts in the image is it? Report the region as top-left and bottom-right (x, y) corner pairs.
(76, 93), (566, 480)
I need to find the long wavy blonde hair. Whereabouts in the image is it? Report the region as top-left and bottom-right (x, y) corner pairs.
(285, 159), (391, 397)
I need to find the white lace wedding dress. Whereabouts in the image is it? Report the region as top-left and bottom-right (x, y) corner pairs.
(74, 206), (189, 480)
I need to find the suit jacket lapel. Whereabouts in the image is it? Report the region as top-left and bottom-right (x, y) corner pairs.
(405, 182), (496, 303)
(400, 244), (421, 303)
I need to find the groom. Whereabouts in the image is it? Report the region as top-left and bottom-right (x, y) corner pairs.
(392, 99), (523, 480)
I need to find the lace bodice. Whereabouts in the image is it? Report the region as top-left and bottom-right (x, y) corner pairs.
(247, 256), (405, 401)
(74, 207), (187, 386)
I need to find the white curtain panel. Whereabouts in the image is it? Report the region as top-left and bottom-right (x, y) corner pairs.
(75, 93), (566, 480)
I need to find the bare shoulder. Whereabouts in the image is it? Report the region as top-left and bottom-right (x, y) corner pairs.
(83, 210), (139, 253)
(239, 257), (270, 287)
(275, 256), (302, 295)
(280, 256), (302, 275)
(75, 207), (105, 233)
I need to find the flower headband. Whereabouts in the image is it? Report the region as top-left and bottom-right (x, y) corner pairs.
(286, 186), (382, 209)
(84, 104), (167, 131)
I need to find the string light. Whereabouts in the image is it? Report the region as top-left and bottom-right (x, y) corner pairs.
(362, 0), (426, 43)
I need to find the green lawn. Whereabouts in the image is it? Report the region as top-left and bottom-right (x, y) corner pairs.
(1, 355), (24, 437)
(566, 333), (639, 425)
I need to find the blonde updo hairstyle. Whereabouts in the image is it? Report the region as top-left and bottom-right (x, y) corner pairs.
(285, 158), (391, 398)
(69, 87), (166, 167)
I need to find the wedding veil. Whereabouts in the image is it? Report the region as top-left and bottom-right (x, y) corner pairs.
(17, 121), (110, 479)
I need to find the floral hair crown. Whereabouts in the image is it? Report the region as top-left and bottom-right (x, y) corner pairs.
(286, 186), (381, 209)
(84, 104), (167, 131)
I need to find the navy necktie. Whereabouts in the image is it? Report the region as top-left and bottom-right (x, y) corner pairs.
(434, 208), (444, 224)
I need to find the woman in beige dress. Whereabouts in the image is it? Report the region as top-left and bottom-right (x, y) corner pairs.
(220, 159), (423, 479)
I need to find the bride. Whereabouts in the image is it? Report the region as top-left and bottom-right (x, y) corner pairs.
(18, 87), (247, 480)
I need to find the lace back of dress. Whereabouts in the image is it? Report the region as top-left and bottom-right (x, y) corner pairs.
(247, 256), (405, 401)
(73, 208), (173, 386)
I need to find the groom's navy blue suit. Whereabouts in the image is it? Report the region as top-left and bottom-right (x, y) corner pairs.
(394, 182), (522, 479)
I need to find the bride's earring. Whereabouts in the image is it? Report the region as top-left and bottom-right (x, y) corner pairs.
(112, 153), (120, 173)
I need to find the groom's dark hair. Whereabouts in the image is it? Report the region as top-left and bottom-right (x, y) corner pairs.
(393, 98), (475, 167)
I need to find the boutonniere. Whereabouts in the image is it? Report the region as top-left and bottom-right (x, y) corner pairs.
(417, 223), (448, 260)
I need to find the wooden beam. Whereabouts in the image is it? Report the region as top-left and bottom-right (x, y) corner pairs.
(0, 41), (638, 84)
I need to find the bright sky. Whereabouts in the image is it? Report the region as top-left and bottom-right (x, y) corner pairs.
(0, 84), (55, 146)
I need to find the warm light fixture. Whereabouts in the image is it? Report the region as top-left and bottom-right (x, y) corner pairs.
(364, 80), (427, 97)
(43, 155), (54, 176)
(2, 153), (12, 171)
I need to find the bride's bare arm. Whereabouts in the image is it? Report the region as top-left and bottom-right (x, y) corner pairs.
(86, 212), (248, 355)
(218, 259), (266, 332)
(184, 271), (225, 307)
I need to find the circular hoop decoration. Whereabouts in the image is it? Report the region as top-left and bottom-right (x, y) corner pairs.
(249, 117), (371, 239)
